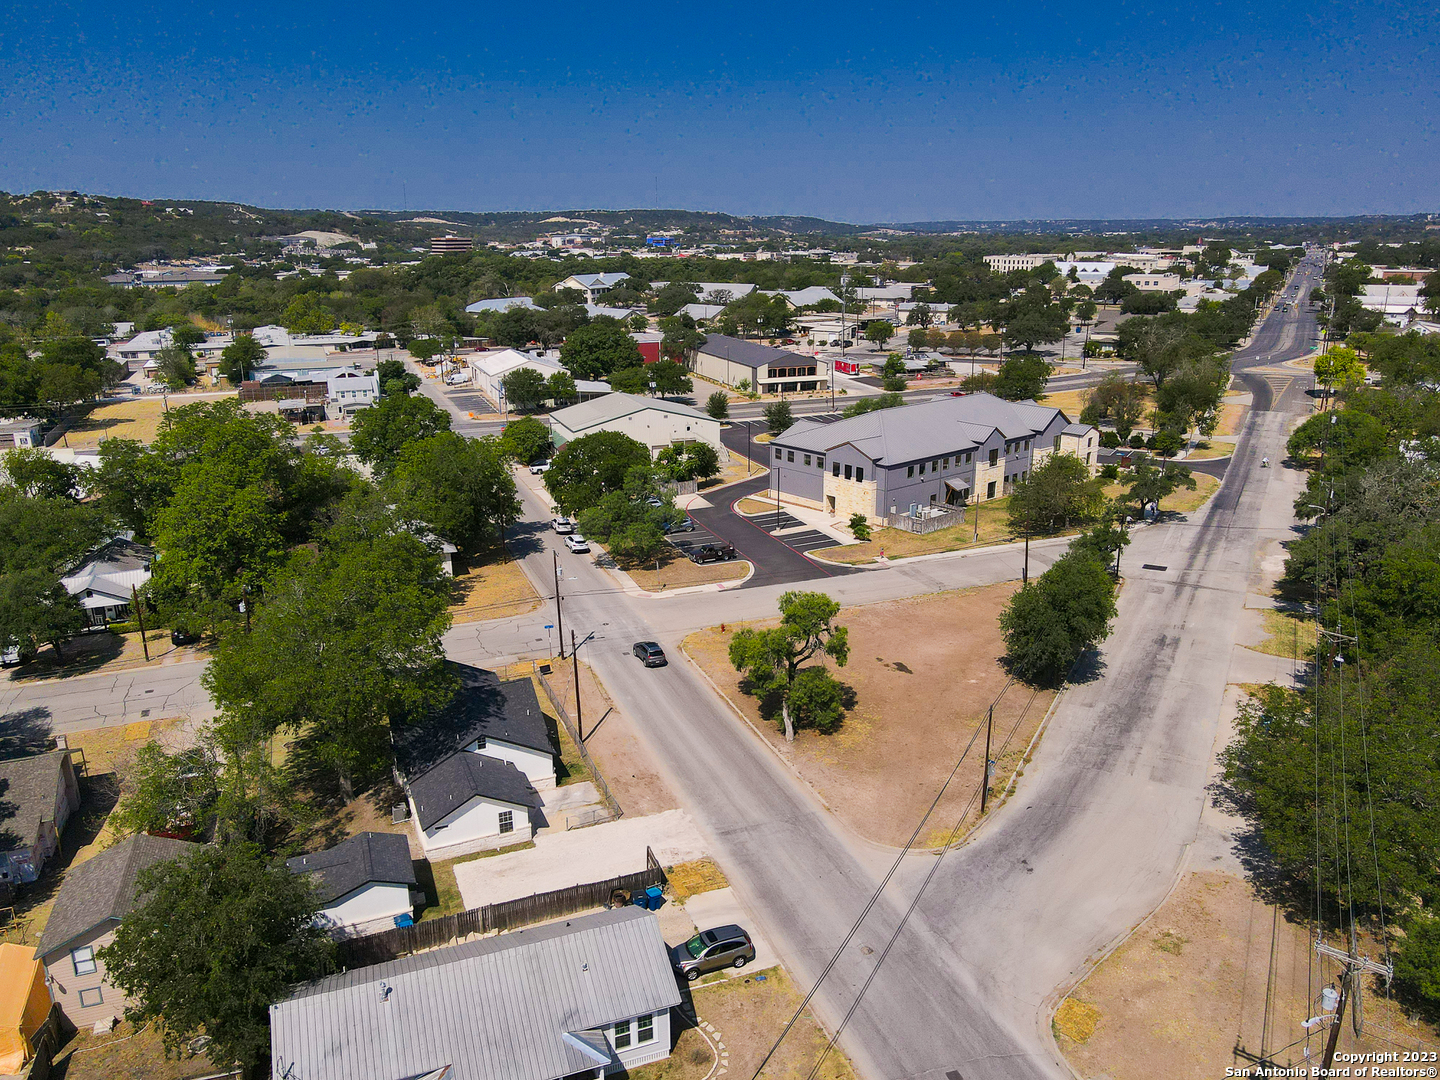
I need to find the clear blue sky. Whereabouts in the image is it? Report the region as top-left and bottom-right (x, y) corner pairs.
(1, 1), (1436, 222)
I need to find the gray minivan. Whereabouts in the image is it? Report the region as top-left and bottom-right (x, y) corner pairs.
(671, 924), (756, 981)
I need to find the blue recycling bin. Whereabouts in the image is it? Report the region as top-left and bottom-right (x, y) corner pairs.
(645, 886), (664, 910)
(394, 913), (414, 928)
(632, 890), (648, 908)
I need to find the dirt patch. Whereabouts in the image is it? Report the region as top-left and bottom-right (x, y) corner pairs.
(813, 496), (1016, 565)
(667, 857), (730, 902)
(612, 546), (750, 591)
(424, 840), (537, 919)
(61, 399), (169, 448)
(51, 1021), (228, 1080)
(448, 553), (541, 624)
(1216, 402), (1249, 437)
(736, 496), (776, 515)
(700, 452), (760, 490)
(684, 585), (1055, 847)
(632, 968), (856, 1080)
(1057, 871), (1440, 1079)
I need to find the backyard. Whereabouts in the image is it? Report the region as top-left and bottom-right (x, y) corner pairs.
(684, 584), (1055, 847)
(811, 496), (1016, 564)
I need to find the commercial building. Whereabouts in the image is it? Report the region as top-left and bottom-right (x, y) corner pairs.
(693, 334), (829, 393)
(984, 254), (1062, 273)
(429, 237), (475, 254)
(1122, 273), (1183, 292)
(767, 392), (1097, 525)
(549, 393), (721, 455)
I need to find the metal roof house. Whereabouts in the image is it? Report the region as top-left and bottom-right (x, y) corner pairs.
(270, 906), (683, 1080)
(287, 832), (419, 937)
(554, 273), (631, 305)
(692, 334), (828, 393)
(768, 392), (1098, 527)
(548, 392), (722, 455)
(35, 833), (198, 1028)
(60, 538), (153, 629)
(390, 664), (556, 860)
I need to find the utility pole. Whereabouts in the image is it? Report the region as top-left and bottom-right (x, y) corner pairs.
(1316, 933), (1392, 1070)
(1023, 531), (1030, 585)
(571, 630), (584, 742)
(132, 585), (149, 662)
(553, 552), (565, 659)
(979, 704), (994, 813)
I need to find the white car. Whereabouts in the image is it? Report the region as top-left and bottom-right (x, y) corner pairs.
(564, 534), (591, 554)
(552, 517), (575, 534)
(529, 461), (551, 475)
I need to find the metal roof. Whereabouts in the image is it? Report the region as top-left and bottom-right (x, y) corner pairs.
(36, 833), (199, 957)
(286, 832), (417, 905)
(550, 391), (710, 431)
(269, 906), (683, 1080)
(773, 393), (1082, 466)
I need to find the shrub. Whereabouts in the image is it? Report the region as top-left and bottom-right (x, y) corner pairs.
(1129, 434), (1146, 448)
(1099, 463), (1120, 481)
(848, 513), (871, 541)
(705, 391), (730, 420)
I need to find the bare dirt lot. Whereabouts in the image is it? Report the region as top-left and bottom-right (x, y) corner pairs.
(448, 552), (542, 623)
(1057, 871), (1440, 1079)
(685, 584), (1055, 847)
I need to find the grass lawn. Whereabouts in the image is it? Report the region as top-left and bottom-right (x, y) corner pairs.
(51, 1021), (228, 1080)
(448, 551), (541, 623)
(1250, 606), (1319, 659)
(813, 496), (1015, 564)
(1183, 443), (1234, 460)
(609, 545), (749, 591)
(423, 840), (537, 920)
(61, 398), (169, 448)
(1038, 387), (1091, 418)
(683, 584), (1055, 847)
(734, 495), (776, 515)
(630, 968), (857, 1080)
(1100, 471), (1220, 515)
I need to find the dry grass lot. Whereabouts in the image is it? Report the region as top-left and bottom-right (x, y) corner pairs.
(685, 584), (1055, 847)
(1182, 443), (1234, 460)
(1215, 401), (1249, 437)
(1057, 872), (1439, 1079)
(1101, 471), (1220, 516)
(735, 496), (777, 515)
(667, 857), (730, 902)
(6, 628), (205, 681)
(814, 496), (1015, 564)
(616, 546), (750, 591)
(1038, 388), (1092, 418)
(632, 968), (856, 1080)
(447, 553), (542, 623)
(1250, 606), (1319, 660)
(51, 1021), (228, 1080)
(62, 398), (169, 448)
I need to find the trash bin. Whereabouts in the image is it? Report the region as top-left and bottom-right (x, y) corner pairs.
(632, 890), (649, 908)
(645, 886), (664, 911)
(394, 913), (414, 928)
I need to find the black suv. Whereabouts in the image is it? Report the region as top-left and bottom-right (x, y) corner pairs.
(690, 543), (737, 564)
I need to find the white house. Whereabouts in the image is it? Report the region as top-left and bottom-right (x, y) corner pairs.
(270, 906), (684, 1080)
(555, 273), (631, 304)
(549, 393), (721, 455)
(286, 832), (419, 937)
(392, 664), (557, 859)
(60, 538), (153, 628)
(467, 349), (563, 405)
(323, 369), (380, 416)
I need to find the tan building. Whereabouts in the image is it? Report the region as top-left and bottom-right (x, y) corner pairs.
(692, 334), (829, 393)
(549, 393), (721, 455)
(36, 834), (199, 1028)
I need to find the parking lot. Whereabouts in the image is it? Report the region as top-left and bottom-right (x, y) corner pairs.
(735, 506), (840, 555)
(662, 518), (737, 562)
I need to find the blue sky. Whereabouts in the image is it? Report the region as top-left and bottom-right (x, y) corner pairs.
(1, 1), (1436, 221)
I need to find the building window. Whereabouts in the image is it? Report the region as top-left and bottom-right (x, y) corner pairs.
(907, 465), (914, 478)
(833, 462), (841, 477)
(817, 456), (824, 469)
(775, 447), (782, 460)
(856, 467), (864, 482)
(614, 1019), (633, 1049)
(1024, 440), (1031, 451)
(988, 449), (999, 466)
(918, 462), (925, 475)
(498, 810), (514, 834)
(803, 454), (811, 466)
(1054, 435), (1061, 450)
(965, 452), (973, 464)
(787, 451), (794, 463)
(71, 947), (97, 976)
(932, 459), (939, 471)
(844, 464), (853, 480)
(637, 1014), (655, 1043)
(987, 481), (997, 499)
(78, 987), (103, 1008)
(943, 457), (950, 468)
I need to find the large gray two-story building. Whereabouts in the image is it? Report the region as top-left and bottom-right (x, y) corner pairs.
(767, 392), (1098, 525)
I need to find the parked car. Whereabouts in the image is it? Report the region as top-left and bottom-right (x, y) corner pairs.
(632, 641), (667, 667)
(564, 534), (591, 553)
(690, 543), (737, 564)
(529, 460), (551, 474)
(552, 516), (575, 534)
(671, 925), (756, 981)
(644, 496), (663, 508)
(170, 628), (199, 646)
(662, 516), (695, 534)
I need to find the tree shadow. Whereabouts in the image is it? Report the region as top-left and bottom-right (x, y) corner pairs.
(504, 520), (549, 560)
(8, 634), (125, 681)
(1207, 770), (1311, 912)
(0, 706), (55, 758)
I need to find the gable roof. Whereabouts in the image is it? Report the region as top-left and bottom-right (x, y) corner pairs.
(286, 832), (417, 905)
(559, 272), (629, 290)
(408, 753), (533, 829)
(0, 751), (74, 854)
(36, 833), (199, 957)
(270, 906), (683, 1080)
(393, 664), (552, 781)
(467, 349), (562, 379)
(550, 391), (709, 431)
(464, 296), (538, 314)
(60, 538), (153, 604)
(695, 334), (811, 371)
(774, 393), (1082, 465)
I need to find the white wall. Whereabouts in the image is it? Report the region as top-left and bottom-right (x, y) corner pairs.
(462, 737), (555, 790)
(412, 794), (532, 860)
(607, 1008), (673, 1072)
(317, 882), (415, 937)
(558, 409), (720, 454)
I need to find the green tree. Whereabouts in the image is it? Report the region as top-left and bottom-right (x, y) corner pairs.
(98, 842), (335, 1071)
(1, 447), (85, 500)
(546, 370), (578, 406)
(38, 362), (102, 406)
(842, 392), (905, 418)
(906, 303), (935, 328)
(763, 400), (793, 434)
(375, 357), (420, 396)
(1000, 291), (1069, 351)
(1079, 373), (1149, 437)
(786, 666), (847, 734)
(560, 317), (643, 379)
(649, 359), (693, 397)
(387, 433), (520, 552)
(882, 353), (906, 379)
(409, 338), (442, 362)
(1120, 460), (1196, 516)
(218, 334), (267, 384)
(651, 281), (701, 317)
(282, 293), (335, 335)
(1117, 313), (1202, 389)
(705, 391), (730, 420)
(655, 441), (720, 483)
(608, 365), (650, 395)
(1313, 346), (1366, 397)
(728, 590), (850, 741)
(1007, 454), (1105, 535)
(993, 355), (1050, 401)
(544, 431), (652, 514)
(848, 513), (871, 540)
(999, 547), (1117, 686)
(501, 366), (549, 411)
(108, 741), (222, 840)
(865, 321), (894, 346)
(153, 343), (198, 389)
(0, 568), (87, 660)
(349, 393), (452, 475)
(499, 415), (552, 464)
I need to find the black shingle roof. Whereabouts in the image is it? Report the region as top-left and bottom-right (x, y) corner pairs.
(409, 754), (533, 830)
(286, 832), (417, 905)
(696, 333), (811, 371)
(36, 833), (199, 957)
(0, 750), (74, 851)
(392, 664), (552, 781)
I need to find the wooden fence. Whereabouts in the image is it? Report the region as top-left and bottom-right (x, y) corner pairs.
(336, 849), (666, 970)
